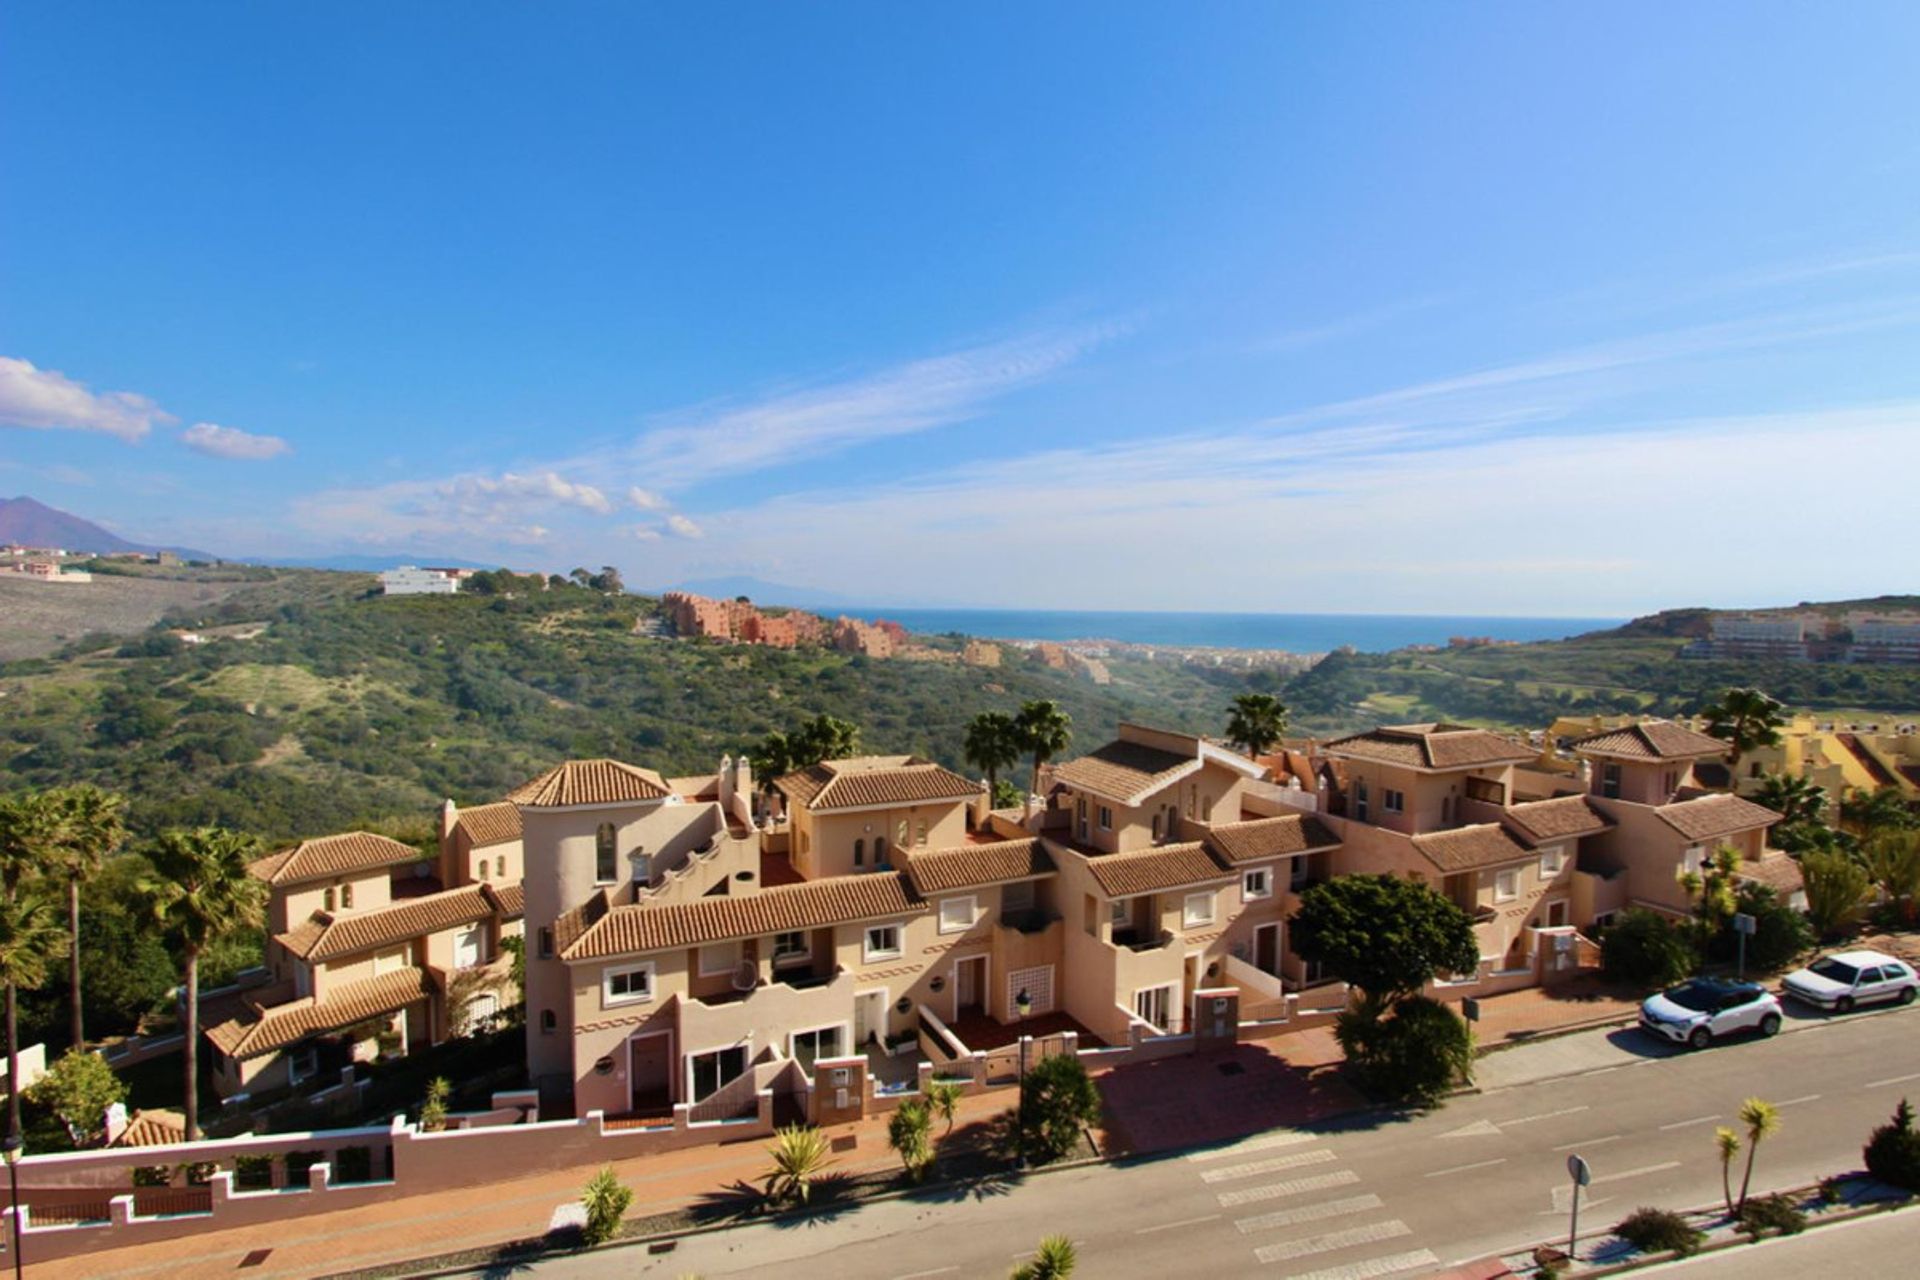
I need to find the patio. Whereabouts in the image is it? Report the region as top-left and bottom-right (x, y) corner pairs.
(944, 1009), (1101, 1052)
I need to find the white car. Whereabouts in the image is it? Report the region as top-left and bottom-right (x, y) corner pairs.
(1781, 950), (1920, 1012)
(1639, 978), (1783, 1050)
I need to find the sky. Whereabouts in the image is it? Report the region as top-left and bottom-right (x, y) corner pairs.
(4, 4), (1920, 617)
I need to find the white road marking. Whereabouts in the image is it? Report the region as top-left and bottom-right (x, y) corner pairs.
(1591, 1160), (1681, 1186)
(1188, 1130), (1321, 1162)
(1437, 1119), (1502, 1138)
(1553, 1134), (1620, 1151)
(1217, 1170), (1362, 1208)
(1236, 1194), (1384, 1234)
(1424, 1158), (1506, 1177)
(1582, 1066), (1619, 1076)
(1867, 1071), (1920, 1089)
(894, 1270), (959, 1280)
(1255, 1220), (1412, 1264)
(1500, 1105), (1590, 1126)
(1285, 1249), (1440, 1280)
(1776, 1094), (1821, 1106)
(1658, 1115), (1719, 1131)
(1136, 1214), (1221, 1234)
(1201, 1150), (1338, 1183)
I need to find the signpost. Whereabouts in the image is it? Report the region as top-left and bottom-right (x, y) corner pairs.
(1566, 1153), (1592, 1262)
(1460, 997), (1480, 1024)
(1733, 912), (1757, 980)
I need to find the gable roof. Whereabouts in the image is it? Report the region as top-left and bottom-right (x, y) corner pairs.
(452, 801), (521, 848)
(508, 759), (671, 808)
(274, 885), (497, 963)
(1052, 740), (1197, 805)
(1081, 842), (1233, 898)
(1410, 823), (1537, 873)
(808, 762), (980, 811)
(206, 966), (435, 1060)
(906, 839), (1054, 895)
(247, 833), (423, 887)
(1320, 724), (1533, 772)
(1654, 793), (1780, 842)
(1571, 720), (1732, 761)
(110, 1109), (186, 1149)
(1203, 814), (1342, 865)
(563, 872), (926, 961)
(1735, 853), (1805, 897)
(1504, 795), (1613, 844)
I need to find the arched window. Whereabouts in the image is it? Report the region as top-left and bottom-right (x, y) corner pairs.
(596, 823), (617, 883)
(915, 819), (927, 847)
(495, 855), (506, 878)
(1151, 813), (1162, 840)
(853, 838), (865, 867)
(479, 861), (490, 881)
(896, 820), (909, 848)
(341, 882), (354, 909)
(323, 887), (336, 912)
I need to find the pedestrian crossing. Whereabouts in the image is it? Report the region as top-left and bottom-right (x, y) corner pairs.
(1180, 1128), (1439, 1278)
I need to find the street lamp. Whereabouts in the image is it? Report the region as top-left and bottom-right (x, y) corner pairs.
(1013, 988), (1032, 1170)
(3, 1132), (22, 1280)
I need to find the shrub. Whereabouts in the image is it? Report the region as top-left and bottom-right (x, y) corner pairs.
(580, 1165), (633, 1246)
(1017, 1053), (1103, 1164)
(1817, 1174), (1847, 1205)
(764, 1124), (834, 1205)
(418, 1077), (451, 1132)
(1864, 1098), (1920, 1191)
(1736, 1192), (1806, 1240)
(887, 1098), (933, 1182)
(1010, 1234), (1077, 1279)
(1600, 909), (1697, 989)
(1614, 1206), (1706, 1257)
(1336, 996), (1473, 1107)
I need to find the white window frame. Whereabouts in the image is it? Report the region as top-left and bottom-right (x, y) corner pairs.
(772, 930), (810, 966)
(1182, 890), (1217, 929)
(938, 895), (977, 934)
(1539, 846), (1566, 877)
(863, 923), (903, 962)
(288, 1046), (320, 1084)
(787, 1022), (849, 1076)
(699, 940), (741, 977)
(1494, 869), (1520, 902)
(1242, 867), (1272, 902)
(603, 961), (656, 1007)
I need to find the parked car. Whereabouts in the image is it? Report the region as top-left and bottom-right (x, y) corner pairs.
(1640, 978), (1783, 1049)
(1781, 950), (1920, 1012)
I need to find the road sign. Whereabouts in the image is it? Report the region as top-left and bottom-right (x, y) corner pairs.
(1567, 1154), (1592, 1186)
(1567, 1153), (1593, 1262)
(1733, 913), (1757, 936)
(1461, 997), (1481, 1023)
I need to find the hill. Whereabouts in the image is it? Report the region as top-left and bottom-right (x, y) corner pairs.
(0, 495), (213, 559)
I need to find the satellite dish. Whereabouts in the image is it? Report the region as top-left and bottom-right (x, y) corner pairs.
(732, 961), (760, 992)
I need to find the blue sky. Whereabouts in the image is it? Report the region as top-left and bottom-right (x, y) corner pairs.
(4, 3), (1919, 616)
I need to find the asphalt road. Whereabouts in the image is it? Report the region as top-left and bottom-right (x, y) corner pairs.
(493, 1003), (1920, 1280)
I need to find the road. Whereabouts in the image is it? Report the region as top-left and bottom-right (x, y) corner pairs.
(489, 1004), (1920, 1280)
(1647, 1204), (1920, 1279)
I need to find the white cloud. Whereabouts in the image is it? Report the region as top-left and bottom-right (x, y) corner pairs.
(182, 422), (292, 460)
(664, 514), (703, 539)
(0, 356), (177, 441)
(627, 486), (668, 510)
(629, 525), (662, 541)
(441, 470), (613, 516)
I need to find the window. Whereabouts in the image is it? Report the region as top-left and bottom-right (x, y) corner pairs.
(790, 1025), (845, 1075)
(863, 924), (902, 961)
(1242, 868), (1272, 901)
(1601, 763), (1621, 799)
(495, 855), (506, 878)
(772, 931), (809, 965)
(539, 1010), (556, 1035)
(914, 819), (927, 847)
(939, 896), (977, 934)
(1682, 845), (1707, 876)
(1110, 898), (1130, 928)
(289, 1047), (320, 1083)
(537, 927), (554, 959)
(1383, 789), (1404, 814)
(1290, 856), (1312, 889)
(595, 823), (617, 884)
(604, 963), (655, 1006)
(699, 941), (740, 977)
(341, 882), (354, 909)
(479, 861), (491, 882)
(1494, 869), (1520, 902)
(1183, 890), (1216, 928)
(1151, 813), (1162, 840)
(853, 838), (865, 867)
(323, 886), (336, 912)
(1098, 806), (1112, 831)
(1354, 779), (1369, 822)
(1134, 984), (1173, 1032)
(1539, 847), (1566, 877)
(688, 1045), (747, 1102)
(630, 850), (651, 883)
(1749, 761), (1763, 779)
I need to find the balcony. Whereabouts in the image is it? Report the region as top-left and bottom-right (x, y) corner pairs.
(1111, 927), (1174, 953)
(998, 908), (1060, 935)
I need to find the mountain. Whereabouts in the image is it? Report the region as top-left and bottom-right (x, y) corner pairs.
(0, 495), (213, 559)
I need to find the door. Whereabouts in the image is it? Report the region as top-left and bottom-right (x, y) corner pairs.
(854, 990), (886, 1047)
(1254, 923), (1280, 977)
(1545, 900), (1570, 929)
(453, 924), (486, 969)
(628, 1031), (672, 1112)
(1134, 985), (1173, 1033)
(954, 955), (987, 1020)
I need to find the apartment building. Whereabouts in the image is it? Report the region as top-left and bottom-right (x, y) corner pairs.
(377, 565), (460, 596)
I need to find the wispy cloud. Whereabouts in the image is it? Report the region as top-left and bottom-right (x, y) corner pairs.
(182, 422), (292, 460)
(0, 356), (177, 441)
(1247, 296), (1443, 354)
(663, 513), (703, 539)
(443, 471), (613, 517)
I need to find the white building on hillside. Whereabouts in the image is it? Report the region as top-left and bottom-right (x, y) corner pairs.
(379, 565), (460, 596)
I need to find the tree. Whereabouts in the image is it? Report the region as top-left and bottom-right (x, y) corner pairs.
(1016, 1053), (1102, 1164)
(143, 826), (265, 1141)
(1225, 693), (1288, 760)
(1862, 829), (1920, 926)
(579, 1164), (633, 1245)
(0, 791), (59, 898)
(1010, 1235), (1078, 1280)
(964, 712), (1023, 805)
(1863, 1097), (1920, 1192)
(1599, 908), (1697, 990)
(0, 892), (67, 1147)
(1751, 772), (1826, 831)
(47, 785), (126, 1049)
(887, 1097), (934, 1182)
(1015, 700), (1072, 800)
(1334, 995), (1473, 1106)
(25, 1048), (126, 1148)
(923, 1079), (963, 1135)
(1290, 875), (1479, 1017)
(1839, 786), (1914, 839)
(418, 1077), (451, 1132)
(781, 714), (859, 770)
(1800, 850), (1872, 940)
(1699, 687), (1785, 785)
(1714, 1127), (1740, 1216)
(1678, 846), (1742, 938)
(763, 1124), (834, 1205)
(1736, 1097), (1780, 1211)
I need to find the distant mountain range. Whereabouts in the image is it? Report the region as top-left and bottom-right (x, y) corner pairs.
(0, 495), (214, 560)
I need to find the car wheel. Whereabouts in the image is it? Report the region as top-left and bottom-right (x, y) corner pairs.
(1688, 1026), (1712, 1050)
(1759, 1013), (1781, 1036)
(1901, 986), (1917, 1006)
(1837, 995), (1855, 1014)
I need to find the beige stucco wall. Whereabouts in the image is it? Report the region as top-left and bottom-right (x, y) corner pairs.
(1331, 760), (1517, 835)
(1060, 761), (1251, 853)
(796, 801), (969, 879)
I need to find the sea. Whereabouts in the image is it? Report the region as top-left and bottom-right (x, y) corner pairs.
(838, 608), (1623, 655)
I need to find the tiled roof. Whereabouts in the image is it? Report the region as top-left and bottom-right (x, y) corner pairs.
(1410, 824), (1536, 873)
(489, 881), (525, 920)
(1203, 814), (1341, 865)
(1735, 854), (1805, 897)
(774, 756), (917, 808)
(553, 891), (613, 955)
(206, 967), (434, 1060)
(275, 885), (495, 962)
(452, 801), (521, 848)
(1654, 793), (1780, 841)
(906, 839), (1054, 895)
(1570, 720), (1732, 761)
(509, 759), (671, 808)
(1321, 724), (1533, 771)
(564, 872), (926, 960)
(1082, 842), (1232, 898)
(1052, 740), (1195, 804)
(247, 833), (423, 887)
(111, 1109), (186, 1149)
(1504, 795), (1613, 844)
(808, 762), (980, 811)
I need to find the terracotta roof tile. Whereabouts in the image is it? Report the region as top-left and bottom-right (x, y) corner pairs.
(488, 881), (525, 920)
(1203, 814), (1342, 865)
(1052, 741), (1195, 804)
(563, 873), (926, 960)
(1321, 724), (1533, 771)
(552, 891), (613, 955)
(1654, 793), (1780, 841)
(247, 833), (423, 887)
(1571, 720), (1732, 761)
(1410, 823), (1536, 873)
(1735, 854), (1804, 896)
(509, 759), (671, 808)
(110, 1109), (186, 1149)
(906, 839), (1054, 895)
(1504, 795), (1613, 844)
(1082, 842), (1232, 898)
(274, 885), (495, 962)
(206, 967), (434, 1060)
(809, 762), (979, 811)
(452, 802), (521, 848)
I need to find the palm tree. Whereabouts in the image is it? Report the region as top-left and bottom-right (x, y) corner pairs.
(47, 785), (126, 1050)
(1840, 786), (1915, 839)
(1750, 772), (1825, 829)
(964, 713), (1022, 805)
(1015, 701), (1072, 800)
(1714, 1126), (1741, 1216)
(1862, 829), (1920, 926)
(1011, 1235), (1077, 1280)
(144, 827), (265, 1141)
(0, 891), (68, 1147)
(0, 791), (59, 899)
(923, 1079), (963, 1136)
(1699, 688), (1785, 789)
(763, 1124), (834, 1205)
(1225, 693), (1288, 760)
(1736, 1097), (1780, 1210)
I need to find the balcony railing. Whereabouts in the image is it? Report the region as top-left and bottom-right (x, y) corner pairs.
(998, 908), (1060, 935)
(1111, 927), (1173, 953)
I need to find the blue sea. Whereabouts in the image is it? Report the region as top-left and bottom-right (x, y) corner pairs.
(839, 608), (1622, 655)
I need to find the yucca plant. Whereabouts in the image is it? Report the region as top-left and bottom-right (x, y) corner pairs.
(1011, 1234), (1077, 1279)
(763, 1124), (834, 1205)
(580, 1164), (633, 1245)
(924, 1079), (963, 1135)
(888, 1097), (934, 1182)
(1737, 1097), (1780, 1211)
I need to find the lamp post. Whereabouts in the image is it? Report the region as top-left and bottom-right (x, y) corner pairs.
(3, 1132), (22, 1280)
(1013, 987), (1032, 1171)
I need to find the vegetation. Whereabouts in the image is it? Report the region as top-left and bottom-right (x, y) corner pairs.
(1612, 1206), (1705, 1257)
(1698, 687), (1785, 779)
(44, 785), (126, 1048)
(418, 1076), (451, 1132)
(887, 1096), (934, 1182)
(0, 890), (67, 1144)
(1015, 700), (1073, 799)
(1292, 875), (1478, 1016)
(1735, 1193), (1806, 1240)
(24, 1048), (126, 1148)
(579, 1164), (633, 1246)
(1714, 1127), (1740, 1216)
(1010, 1235), (1078, 1280)
(963, 712), (1023, 805)
(1225, 692), (1287, 758)
(1334, 994), (1474, 1106)
(1799, 850), (1872, 940)
(763, 1124), (834, 1205)
(1015, 1052), (1102, 1164)
(1861, 830), (1920, 926)
(1735, 1097), (1780, 1211)
(923, 1078), (963, 1135)
(1863, 1098), (1920, 1192)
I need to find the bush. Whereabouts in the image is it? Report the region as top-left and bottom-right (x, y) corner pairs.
(580, 1165), (633, 1246)
(1017, 1053), (1103, 1164)
(1600, 909), (1697, 989)
(1736, 1192), (1806, 1240)
(1335, 996), (1473, 1107)
(1864, 1098), (1920, 1191)
(1719, 886), (1813, 974)
(1613, 1206), (1705, 1257)
(888, 1098), (934, 1182)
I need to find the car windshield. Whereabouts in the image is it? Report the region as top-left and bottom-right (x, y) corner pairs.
(1662, 982), (1725, 1012)
(1808, 958), (1860, 983)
